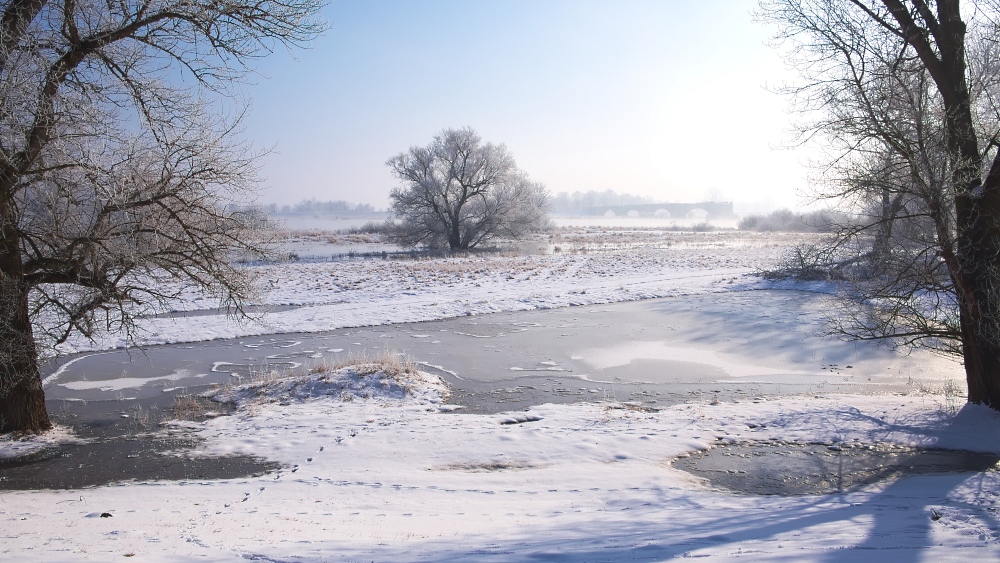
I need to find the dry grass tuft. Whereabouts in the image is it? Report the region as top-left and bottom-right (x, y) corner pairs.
(209, 349), (424, 405)
(172, 394), (220, 420)
(308, 349), (422, 394)
(315, 349), (417, 378)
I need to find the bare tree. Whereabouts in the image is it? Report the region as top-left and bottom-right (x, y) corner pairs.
(759, 0), (1000, 408)
(0, 0), (325, 433)
(386, 128), (551, 250)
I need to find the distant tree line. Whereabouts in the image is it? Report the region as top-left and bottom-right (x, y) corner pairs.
(264, 199), (380, 214)
(738, 209), (842, 232)
(550, 190), (662, 212)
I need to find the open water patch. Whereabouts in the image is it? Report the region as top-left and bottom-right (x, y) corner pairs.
(672, 440), (1000, 495)
(0, 435), (279, 490)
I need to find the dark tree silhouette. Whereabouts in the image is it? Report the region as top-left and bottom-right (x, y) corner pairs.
(761, 0), (1000, 408)
(0, 0), (325, 433)
(386, 128), (550, 250)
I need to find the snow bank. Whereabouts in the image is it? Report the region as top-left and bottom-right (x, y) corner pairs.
(3, 392), (1000, 560)
(0, 425), (87, 460)
(204, 362), (449, 408)
(736, 396), (1000, 453)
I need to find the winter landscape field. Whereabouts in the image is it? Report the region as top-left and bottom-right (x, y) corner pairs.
(3, 225), (999, 562)
(10, 0), (1000, 561)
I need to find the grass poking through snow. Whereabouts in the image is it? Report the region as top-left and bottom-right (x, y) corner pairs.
(203, 350), (448, 410)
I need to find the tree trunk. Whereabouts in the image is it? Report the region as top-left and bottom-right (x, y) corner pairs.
(872, 189), (903, 265)
(901, 0), (1000, 409)
(0, 360), (50, 434)
(0, 275), (51, 433)
(957, 180), (1000, 408)
(961, 313), (1000, 408)
(0, 184), (51, 433)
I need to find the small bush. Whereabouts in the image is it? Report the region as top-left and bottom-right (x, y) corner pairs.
(762, 243), (851, 281)
(172, 394), (219, 420)
(340, 221), (387, 235)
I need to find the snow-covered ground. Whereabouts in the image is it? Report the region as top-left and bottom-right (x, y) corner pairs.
(59, 231), (810, 354)
(3, 364), (1000, 561)
(4, 229), (1000, 561)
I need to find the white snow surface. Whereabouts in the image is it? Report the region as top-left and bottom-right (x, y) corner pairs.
(3, 368), (1000, 561)
(55, 232), (802, 354)
(0, 424), (87, 460)
(6, 231), (1000, 560)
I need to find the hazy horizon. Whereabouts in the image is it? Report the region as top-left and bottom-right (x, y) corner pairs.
(246, 0), (814, 214)
(263, 190), (792, 217)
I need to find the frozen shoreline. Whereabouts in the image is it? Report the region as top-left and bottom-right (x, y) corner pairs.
(56, 231), (813, 355)
(6, 231), (1000, 561)
(3, 368), (999, 561)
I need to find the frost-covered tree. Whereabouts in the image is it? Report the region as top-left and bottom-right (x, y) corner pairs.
(386, 128), (551, 250)
(760, 0), (1000, 409)
(0, 0), (325, 433)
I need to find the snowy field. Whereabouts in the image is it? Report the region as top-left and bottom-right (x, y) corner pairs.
(59, 230), (809, 354)
(4, 228), (1000, 561)
(3, 366), (1000, 561)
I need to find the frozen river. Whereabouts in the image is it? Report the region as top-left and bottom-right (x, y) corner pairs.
(42, 289), (959, 432)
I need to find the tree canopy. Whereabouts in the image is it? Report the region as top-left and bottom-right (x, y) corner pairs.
(386, 128), (551, 250)
(0, 0), (326, 433)
(760, 0), (1000, 408)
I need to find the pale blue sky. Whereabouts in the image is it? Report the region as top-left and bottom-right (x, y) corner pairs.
(245, 0), (807, 211)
